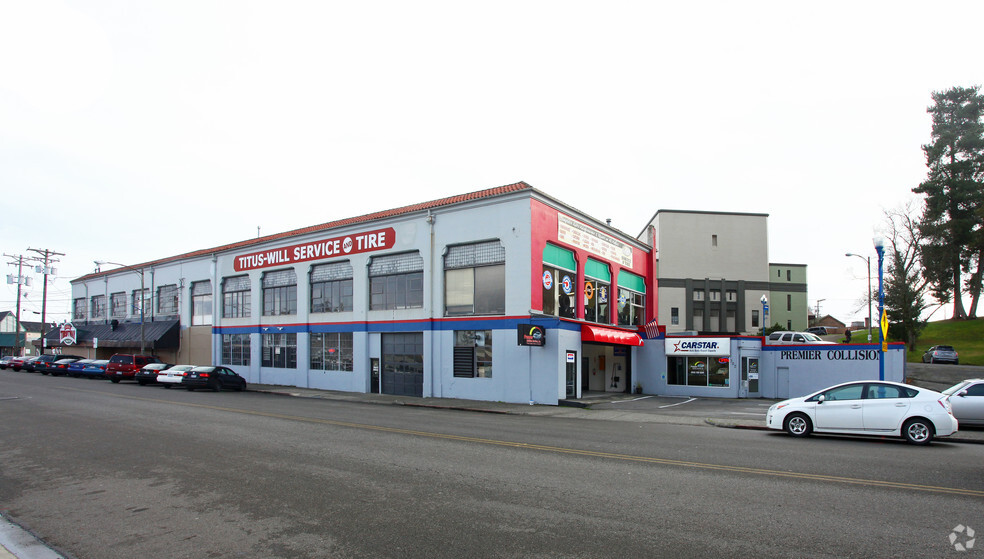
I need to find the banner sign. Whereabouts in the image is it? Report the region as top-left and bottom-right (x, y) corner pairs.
(59, 323), (77, 345)
(557, 214), (633, 267)
(517, 324), (546, 347)
(234, 227), (396, 271)
(665, 337), (730, 356)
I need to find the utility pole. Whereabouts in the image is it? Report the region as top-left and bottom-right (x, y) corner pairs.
(4, 253), (33, 356)
(28, 247), (64, 353)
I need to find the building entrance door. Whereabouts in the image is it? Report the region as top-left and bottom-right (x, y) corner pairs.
(565, 351), (577, 398)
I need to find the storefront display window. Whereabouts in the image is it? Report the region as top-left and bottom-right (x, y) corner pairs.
(453, 330), (492, 378)
(616, 271), (645, 327)
(583, 258), (611, 324)
(222, 333), (250, 366)
(668, 356), (729, 387)
(542, 244), (576, 319)
(310, 332), (353, 371)
(262, 333), (296, 368)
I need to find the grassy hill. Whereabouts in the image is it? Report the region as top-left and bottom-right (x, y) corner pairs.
(905, 319), (984, 365)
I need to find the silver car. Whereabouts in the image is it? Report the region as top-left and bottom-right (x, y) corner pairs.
(942, 379), (984, 426)
(923, 345), (959, 364)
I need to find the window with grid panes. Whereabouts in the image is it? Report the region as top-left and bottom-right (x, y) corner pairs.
(91, 295), (106, 319)
(369, 252), (424, 310)
(222, 333), (251, 366)
(222, 275), (251, 318)
(191, 281), (212, 325)
(444, 241), (505, 316)
(110, 292), (127, 318)
(262, 333), (296, 368)
(310, 261), (353, 313)
(132, 288), (150, 316)
(453, 330), (492, 378)
(262, 269), (297, 316)
(73, 298), (86, 320)
(158, 284), (179, 315)
(310, 332), (353, 371)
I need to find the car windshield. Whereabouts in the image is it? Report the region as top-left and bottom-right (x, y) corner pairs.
(803, 333), (823, 342)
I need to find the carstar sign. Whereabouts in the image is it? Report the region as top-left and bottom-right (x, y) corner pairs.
(234, 227), (396, 271)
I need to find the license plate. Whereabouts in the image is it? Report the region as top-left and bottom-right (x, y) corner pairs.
(117, 372), (122, 375)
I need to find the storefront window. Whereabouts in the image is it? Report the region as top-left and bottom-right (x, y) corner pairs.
(583, 258), (611, 324)
(616, 271), (645, 327)
(668, 356), (729, 387)
(453, 330), (492, 378)
(542, 244), (576, 319)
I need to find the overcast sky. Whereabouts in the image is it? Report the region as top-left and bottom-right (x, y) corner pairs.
(2, 0), (982, 326)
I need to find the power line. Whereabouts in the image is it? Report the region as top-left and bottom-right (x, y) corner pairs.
(28, 247), (65, 350)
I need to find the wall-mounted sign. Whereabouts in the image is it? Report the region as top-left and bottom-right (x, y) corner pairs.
(542, 270), (553, 290)
(566, 352), (576, 363)
(561, 275), (573, 295)
(59, 323), (77, 345)
(557, 214), (633, 267)
(234, 227), (396, 271)
(665, 337), (730, 356)
(518, 324), (546, 347)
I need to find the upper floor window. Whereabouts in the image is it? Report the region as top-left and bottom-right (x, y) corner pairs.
(73, 298), (86, 320)
(111, 292), (127, 318)
(583, 258), (611, 324)
(616, 271), (645, 327)
(191, 281), (213, 325)
(726, 290), (737, 302)
(369, 252), (424, 310)
(91, 295), (107, 319)
(710, 289), (721, 302)
(445, 241), (505, 316)
(263, 269), (297, 316)
(311, 261), (354, 313)
(132, 288), (150, 316)
(157, 284), (179, 315)
(222, 275), (251, 318)
(671, 307), (679, 325)
(542, 244), (576, 319)
(693, 289), (704, 301)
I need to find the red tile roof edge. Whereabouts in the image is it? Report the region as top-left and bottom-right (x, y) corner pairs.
(73, 181), (534, 283)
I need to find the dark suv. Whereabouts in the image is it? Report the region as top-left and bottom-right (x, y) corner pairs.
(106, 354), (162, 383)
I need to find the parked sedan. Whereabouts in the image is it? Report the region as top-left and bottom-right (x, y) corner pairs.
(135, 363), (173, 385)
(156, 364), (196, 388)
(922, 345), (959, 364)
(0, 355), (16, 369)
(66, 359), (95, 377)
(77, 359), (110, 379)
(184, 366), (247, 392)
(45, 357), (85, 376)
(942, 379), (984, 426)
(10, 356), (40, 372)
(766, 380), (958, 445)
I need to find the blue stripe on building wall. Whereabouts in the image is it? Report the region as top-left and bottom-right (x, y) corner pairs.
(212, 315), (589, 335)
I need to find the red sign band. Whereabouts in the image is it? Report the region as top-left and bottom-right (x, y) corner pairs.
(234, 227), (396, 271)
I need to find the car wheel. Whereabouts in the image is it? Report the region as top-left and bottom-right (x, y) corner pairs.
(784, 413), (812, 437)
(163, 384), (171, 389)
(187, 386), (195, 391)
(110, 378), (120, 383)
(211, 380), (221, 392)
(41, 371), (49, 375)
(902, 418), (933, 445)
(955, 360), (959, 365)
(235, 383), (245, 392)
(138, 380), (147, 386)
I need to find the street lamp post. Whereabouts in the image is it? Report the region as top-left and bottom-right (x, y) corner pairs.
(872, 237), (886, 381)
(95, 261), (146, 354)
(845, 252), (873, 342)
(760, 294), (768, 336)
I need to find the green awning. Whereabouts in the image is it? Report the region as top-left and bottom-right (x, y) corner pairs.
(585, 259), (611, 282)
(543, 244), (576, 271)
(617, 271), (645, 293)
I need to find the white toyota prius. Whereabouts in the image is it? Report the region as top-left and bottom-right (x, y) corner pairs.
(766, 380), (958, 445)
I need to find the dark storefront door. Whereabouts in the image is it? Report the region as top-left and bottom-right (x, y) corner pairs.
(381, 333), (424, 397)
(565, 350), (577, 398)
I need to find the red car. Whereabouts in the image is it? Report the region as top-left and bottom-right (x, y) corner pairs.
(105, 354), (162, 383)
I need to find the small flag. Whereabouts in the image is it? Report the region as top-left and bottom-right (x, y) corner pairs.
(643, 318), (661, 339)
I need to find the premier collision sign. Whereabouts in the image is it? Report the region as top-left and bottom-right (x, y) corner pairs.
(234, 227), (396, 271)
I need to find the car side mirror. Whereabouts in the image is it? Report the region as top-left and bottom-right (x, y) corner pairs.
(958, 390), (968, 397)
(817, 394), (825, 404)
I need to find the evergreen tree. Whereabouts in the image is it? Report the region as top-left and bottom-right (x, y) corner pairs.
(913, 86), (984, 319)
(882, 204), (928, 349)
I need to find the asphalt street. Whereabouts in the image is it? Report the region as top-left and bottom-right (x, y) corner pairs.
(1, 369), (982, 558)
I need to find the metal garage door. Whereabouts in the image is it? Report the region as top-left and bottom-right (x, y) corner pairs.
(381, 332), (424, 397)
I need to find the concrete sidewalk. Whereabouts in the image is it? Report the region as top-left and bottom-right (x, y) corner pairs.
(246, 383), (984, 443)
